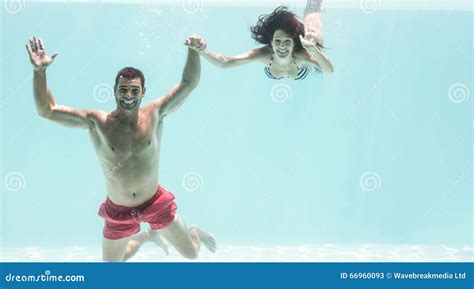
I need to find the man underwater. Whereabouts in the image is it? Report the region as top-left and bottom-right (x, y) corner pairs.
(26, 35), (216, 261)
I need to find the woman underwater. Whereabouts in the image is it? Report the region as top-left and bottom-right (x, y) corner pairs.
(185, 0), (334, 80)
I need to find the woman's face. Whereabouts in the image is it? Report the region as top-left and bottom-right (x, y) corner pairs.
(271, 29), (295, 58)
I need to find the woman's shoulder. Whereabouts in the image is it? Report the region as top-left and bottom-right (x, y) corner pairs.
(253, 45), (272, 56)
(294, 49), (323, 72)
(252, 45), (273, 64)
(294, 49), (311, 61)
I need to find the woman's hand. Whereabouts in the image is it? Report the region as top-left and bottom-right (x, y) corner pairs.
(25, 36), (58, 72)
(299, 26), (321, 53)
(299, 25), (334, 73)
(184, 35), (207, 53)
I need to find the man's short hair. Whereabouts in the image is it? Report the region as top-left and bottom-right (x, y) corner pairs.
(114, 67), (145, 91)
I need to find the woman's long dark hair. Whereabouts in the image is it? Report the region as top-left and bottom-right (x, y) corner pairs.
(250, 6), (305, 52)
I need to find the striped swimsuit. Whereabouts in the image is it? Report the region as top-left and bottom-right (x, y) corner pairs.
(264, 53), (310, 80)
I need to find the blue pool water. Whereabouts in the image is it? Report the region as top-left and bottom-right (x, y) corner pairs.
(1, 1), (472, 261)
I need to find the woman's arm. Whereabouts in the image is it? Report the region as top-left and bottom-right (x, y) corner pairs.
(301, 1), (333, 73)
(302, 46), (334, 73)
(199, 46), (269, 69)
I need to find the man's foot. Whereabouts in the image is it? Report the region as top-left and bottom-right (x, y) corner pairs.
(189, 225), (217, 253)
(147, 229), (169, 255)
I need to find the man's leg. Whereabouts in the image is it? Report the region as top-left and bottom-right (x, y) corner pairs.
(122, 229), (169, 261)
(102, 237), (130, 262)
(304, 0), (325, 46)
(154, 213), (216, 259)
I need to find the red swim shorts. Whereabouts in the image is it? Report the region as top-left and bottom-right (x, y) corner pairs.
(98, 185), (177, 240)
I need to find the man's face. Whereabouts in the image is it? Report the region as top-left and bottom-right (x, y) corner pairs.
(114, 77), (145, 111)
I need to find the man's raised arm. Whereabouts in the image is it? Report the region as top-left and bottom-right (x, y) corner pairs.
(151, 35), (202, 119)
(26, 36), (96, 129)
